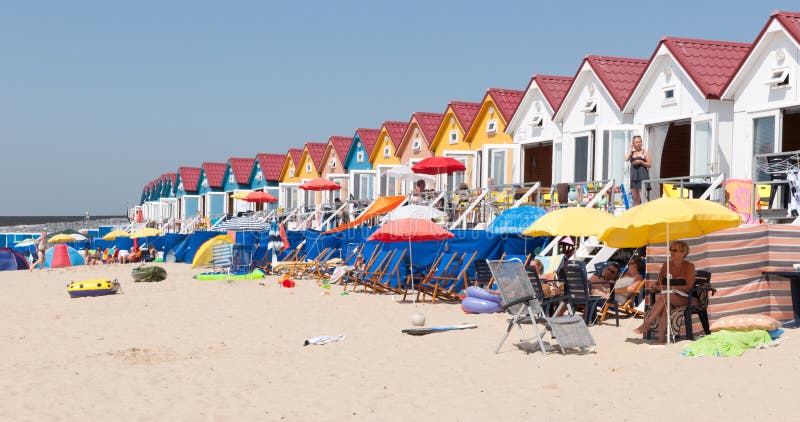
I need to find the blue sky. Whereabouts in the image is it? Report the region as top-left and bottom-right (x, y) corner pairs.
(0, 0), (795, 215)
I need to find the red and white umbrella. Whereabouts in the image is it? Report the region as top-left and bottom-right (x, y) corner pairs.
(299, 178), (342, 191)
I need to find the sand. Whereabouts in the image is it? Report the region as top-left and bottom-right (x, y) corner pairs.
(1, 263), (798, 421)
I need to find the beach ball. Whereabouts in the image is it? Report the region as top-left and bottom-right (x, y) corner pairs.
(410, 312), (426, 326)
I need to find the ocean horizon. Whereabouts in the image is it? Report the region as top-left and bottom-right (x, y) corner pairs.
(0, 215), (127, 228)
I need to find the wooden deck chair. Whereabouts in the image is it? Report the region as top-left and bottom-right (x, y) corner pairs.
(600, 276), (645, 322)
(341, 244), (382, 291)
(275, 247), (329, 279)
(368, 248), (407, 294)
(351, 250), (393, 293)
(409, 251), (460, 301)
(303, 248), (337, 280)
(488, 259), (596, 355)
(417, 251), (478, 303)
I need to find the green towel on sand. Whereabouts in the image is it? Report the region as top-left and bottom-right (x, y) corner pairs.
(682, 330), (772, 357)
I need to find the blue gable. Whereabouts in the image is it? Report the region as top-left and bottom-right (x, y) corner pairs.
(343, 132), (372, 171)
(197, 170), (223, 195)
(174, 173), (198, 198)
(222, 165), (251, 192)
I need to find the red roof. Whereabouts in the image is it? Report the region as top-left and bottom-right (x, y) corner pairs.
(531, 75), (574, 111)
(328, 136), (353, 162)
(288, 148), (304, 167)
(585, 56), (649, 109)
(721, 11), (800, 97)
(355, 128), (381, 155)
(449, 101), (481, 132)
(164, 173), (177, 186)
(304, 142), (328, 169)
(658, 37), (751, 99)
(228, 157), (255, 185)
(178, 166), (201, 192)
(202, 162), (227, 189)
(256, 153), (284, 181)
(486, 89), (525, 123)
(413, 113), (444, 141)
(383, 121), (409, 149)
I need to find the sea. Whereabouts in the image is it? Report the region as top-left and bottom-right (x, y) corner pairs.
(0, 216), (129, 234)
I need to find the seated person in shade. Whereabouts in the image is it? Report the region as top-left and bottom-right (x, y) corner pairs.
(117, 247), (130, 264)
(530, 258), (563, 297)
(87, 247), (102, 265)
(612, 257), (646, 305)
(589, 262), (621, 298)
(143, 246), (157, 262)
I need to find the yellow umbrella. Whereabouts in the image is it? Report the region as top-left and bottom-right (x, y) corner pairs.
(131, 227), (161, 238)
(597, 197), (739, 344)
(49, 234), (77, 243)
(232, 191), (251, 200)
(523, 207), (616, 237)
(102, 230), (131, 241)
(598, 197), (740, 248)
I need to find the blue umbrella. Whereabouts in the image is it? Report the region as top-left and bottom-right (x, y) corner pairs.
(488, 206), (548, 235)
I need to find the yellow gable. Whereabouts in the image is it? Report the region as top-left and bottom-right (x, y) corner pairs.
(430, 108), (470, 155)
(298, 150), (319, 179)
(370, 129), (400, 166)
(279, 156), (300, 183)
(465, 99), (512, 150)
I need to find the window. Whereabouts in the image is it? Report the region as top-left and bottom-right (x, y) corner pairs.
(383, 146), (391, 158)
(380, 170), (397, 196)
(201, 179), (209, 187)
(531, 116), (543, 128)
(553, 143), (562, 183)
(490, 150), (506, 185)
(581, 99), (597, 114)
(177, 182), (183, 190)
(602, 130), (631, 183)
(353, 173), (373, 200)
(753, 116), (776, 181)
(356, 151), (364, 163)
(663, 87), (676, 105)
(289, 167), (295, 177)
(329, 159), (336, 168)
(486, 119), (498, 134)
(766, 69), (789, 87)
(692, 120), (712, 176)
(412, 139), (421, 151)
(574, 135), (590, 182)
(305, 163), (311, 173)
(449, 130), (458, 144)
(255, 172), (262, 181)
(228, 173), (234, 184)
(446, 157), (467, 189)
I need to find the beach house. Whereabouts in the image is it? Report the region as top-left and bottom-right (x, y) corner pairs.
(506, 75), (573, 189)
(722, 11), (800, 191)
(297, 142), (328, 207)
(278, 148), (304, 211)
(342, 128), (381, 200)
(553, 56), (648, 185)
(624, 37), (750, 195)
(429, 102), (481, 190)
(396, 112), (443, 189)
(319, 136), (353, 201)
(370, 121), (408, 195)
(464, 89), (525, 187)
(197, 162), (227, 223)
(156, 173), (178, 225)
(174, 166), (201, 223)
(250, 153), (283, 211)
(223, 157), (256, 216)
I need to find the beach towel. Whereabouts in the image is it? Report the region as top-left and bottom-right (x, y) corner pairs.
(681, 329), (773, 357)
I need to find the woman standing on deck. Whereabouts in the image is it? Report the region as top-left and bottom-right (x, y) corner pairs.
(624, 135), (650, 206)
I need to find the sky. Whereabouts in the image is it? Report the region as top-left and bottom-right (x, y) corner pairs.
(1, 0), (796, 215)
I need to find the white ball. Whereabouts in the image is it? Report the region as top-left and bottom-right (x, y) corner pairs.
(410, 312), (426, 326)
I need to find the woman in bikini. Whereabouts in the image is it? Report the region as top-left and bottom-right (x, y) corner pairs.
(633, 241), (695, 343)
(30, 231), (47, 271)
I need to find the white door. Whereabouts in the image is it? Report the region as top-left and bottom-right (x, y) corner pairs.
(481, 144), (520, 187)
(691, 116), (715, 177)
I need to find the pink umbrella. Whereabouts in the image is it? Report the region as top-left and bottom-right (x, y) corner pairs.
(299, 178), (342, 191)
(411, 156), (466, 175)
(368, 218), (454, 297)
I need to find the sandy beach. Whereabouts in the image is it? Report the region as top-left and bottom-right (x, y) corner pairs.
(1, 263), (798, 421)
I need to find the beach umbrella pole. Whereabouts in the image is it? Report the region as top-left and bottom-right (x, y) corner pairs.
(666, 224), (672, 345)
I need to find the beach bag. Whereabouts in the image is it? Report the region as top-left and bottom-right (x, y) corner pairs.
(131, 265), (168, 282)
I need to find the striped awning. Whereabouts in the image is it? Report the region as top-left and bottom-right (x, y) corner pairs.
(214, 216), (269, 231)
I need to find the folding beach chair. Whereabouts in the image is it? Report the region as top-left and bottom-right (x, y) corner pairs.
(212, 244), (234, 279)
(488, 260), (595, 355)
(231, 244), (254, 274)
(350, 249), (393, 293)
(367, 248), (407, 294)
(402, 251), (459, 301)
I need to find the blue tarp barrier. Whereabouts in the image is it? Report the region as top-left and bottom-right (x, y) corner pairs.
(499, 234), (550, 257)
